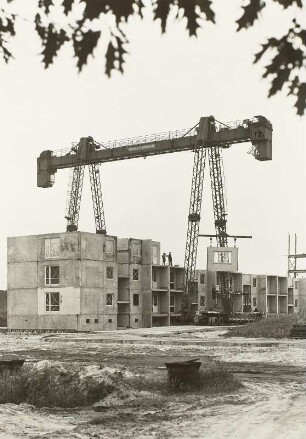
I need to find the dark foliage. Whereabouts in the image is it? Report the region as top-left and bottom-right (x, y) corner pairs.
(0, 0), (305, 114)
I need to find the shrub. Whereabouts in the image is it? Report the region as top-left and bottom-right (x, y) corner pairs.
(0, 362), (126, 408)
(224, 315), (300, 339)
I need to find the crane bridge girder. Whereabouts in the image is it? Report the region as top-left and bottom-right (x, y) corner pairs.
(36, 115), (273, 320)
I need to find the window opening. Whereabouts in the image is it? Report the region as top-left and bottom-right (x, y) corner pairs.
(133, 269), (139, 281)
(200, 296), (205, 307)
(45, 292), (60, 312)
(86, 318), (90, 324)
(253, 278), (257, 288)
(253, 297), (257, 306)
(132, 242), (141, 257)
(106, 267), (114, 279)
(106, 294), (113, 306)
(45, 266), (60, 285)
(152, 269), (157, 283)
(170, 294), (175, 313)
(170, 271), (175, 289)
(133, 294), (140, 306)
(213, 251), (232, 264)
(45, 238), (60, 258)
(200, 274), (205, 285)
(106, 239), (114, 255)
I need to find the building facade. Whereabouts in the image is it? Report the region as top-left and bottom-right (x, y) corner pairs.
(7, 232), (306, 331)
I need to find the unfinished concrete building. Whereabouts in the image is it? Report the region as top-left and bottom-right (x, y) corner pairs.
(7, 232), (306, 331)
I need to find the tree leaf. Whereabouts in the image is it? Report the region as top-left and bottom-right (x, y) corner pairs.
(153, 0), (171, 33)
(73, 29), (101, 71)
(39, 0), (54, 14)
(273, 0), (302, 8)
(287, 75), (299, 96)
(198, 0), (215, 23)
(253, 38), (278, 63)
(35, 16), (69, 68)
(105, 35), (128, 76)
(237, 0), (265, 31)
(62, 0), (75, 15)
(80, 0), (142, 23)
(268, 67), (290, 96)
(295, 82), (306, 115)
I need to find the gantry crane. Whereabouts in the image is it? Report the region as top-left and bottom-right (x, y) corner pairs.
(37, 116), (272, 318)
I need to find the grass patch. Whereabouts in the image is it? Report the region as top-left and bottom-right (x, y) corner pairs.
(224, 315), (301, 339)
(0, 362), (124, 408)
(129, 361), (242, 395)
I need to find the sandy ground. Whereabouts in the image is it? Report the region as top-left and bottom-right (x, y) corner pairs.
(0, 326), (305, 438)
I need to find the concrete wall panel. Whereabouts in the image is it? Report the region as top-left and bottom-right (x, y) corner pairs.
(37, 233), (80, 261)
(38, 315), (79, 330)
(7, 236), (38, 262)
(38, 260), (80, 288)
(8, 289), (37, 316)
(80, 288), (101, 314)
(80, 233), (104, 261)
(38, 287), (80, 315)
(81, 261), (104, 287)
(8, 315), (38, 329)
(8, 262), (38, 289)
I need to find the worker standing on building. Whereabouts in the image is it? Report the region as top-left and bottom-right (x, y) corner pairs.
(162, 252), (166, 265)
(168, 252), (173, 266)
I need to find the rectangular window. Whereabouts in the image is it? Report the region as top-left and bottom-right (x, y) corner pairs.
(133, 293), (139, 306)
(45, 266), (60, 285)
(86, 318), (90, 323)
(132, 242), (141, 257)
(170, 271), (175, 289)
(94, 319), (98, 323)
(152, 245), (158, 265)
(106, 266), (114, 279)
(294, 299), (298, 308)
(253, 297), (257, 306)
(106, 239), (114, 255)
(295, 281), (298, 289)
(106, 294), (113, 306)
(45, 238), (60, 258)
(45, 292), (60, 312)
(200, 274), (205, 285)
(135, 318), (138, 323)
(108, 319), (112, 323)
(200, 296), (205, 307)
(253, 278), (257, 288)
(152, 269), (157, 283)
(170, 294), (175, 313)
(133, 269), (139, 281)
(213, 251), (232, 264)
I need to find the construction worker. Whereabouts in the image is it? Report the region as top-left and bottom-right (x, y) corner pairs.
(162, 252), (166, 265)
(168, 252), (173, 266)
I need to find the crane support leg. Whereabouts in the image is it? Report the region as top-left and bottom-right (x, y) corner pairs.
(65, 164), (85, 232)
(208, 147), (228, 247)
(88, 163), (107, 234)
(182, 146), (207, 319)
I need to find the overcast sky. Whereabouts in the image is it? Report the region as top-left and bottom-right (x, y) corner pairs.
(0, 1), (305, 288)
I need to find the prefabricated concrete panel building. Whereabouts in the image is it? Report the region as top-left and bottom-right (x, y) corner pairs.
(7, 232), (306, 331)
(7, 232), (118, 331)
